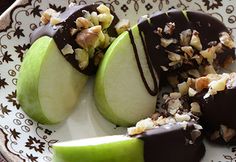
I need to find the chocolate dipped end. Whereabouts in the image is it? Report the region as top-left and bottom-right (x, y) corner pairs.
(134, 123), (205, 162)
(133, 10), (235, 87)
(186, 11), (235, 67)
(31, 4), (119, 75)
(193, 73), (236, 144)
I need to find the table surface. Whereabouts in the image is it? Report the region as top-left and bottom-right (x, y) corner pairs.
(0, 1), (16, 161)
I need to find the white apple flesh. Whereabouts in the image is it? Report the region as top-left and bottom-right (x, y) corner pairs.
(17, 36), (88, 124)
(94, 25), (158, 126)
(52, 135), (144, 162)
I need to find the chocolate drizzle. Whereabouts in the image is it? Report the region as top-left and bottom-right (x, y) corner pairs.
(128, 10), (235, 94)
(128, 29), (158, 96)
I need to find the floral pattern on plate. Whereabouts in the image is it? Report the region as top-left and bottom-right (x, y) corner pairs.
(0, 0), (235, 161)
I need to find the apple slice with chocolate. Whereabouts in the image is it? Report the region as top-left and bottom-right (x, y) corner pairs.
(17, 3), (120, 124)
(94, 25), (159, 127)
(17, 36), (88, 124)
(52, 122), (204, 162)
(188, 73), (236, 144)
(94, 10), (234, 127)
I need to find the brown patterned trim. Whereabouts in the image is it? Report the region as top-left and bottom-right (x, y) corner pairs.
(0, 0), (32, 33)
(0, 128), (25, 162)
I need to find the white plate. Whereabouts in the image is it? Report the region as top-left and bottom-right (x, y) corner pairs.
(0, 0), (235, 161)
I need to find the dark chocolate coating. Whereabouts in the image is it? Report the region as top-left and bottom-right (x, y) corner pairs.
(135, 123), (205, 162)
(193, 84), (236, 145)
(30, 4), (119, 75)
(186, 11), (235, 66)
(195, 88), (236, 129)
(130, 10), (235, 88)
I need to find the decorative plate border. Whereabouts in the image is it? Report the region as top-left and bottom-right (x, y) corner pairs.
(0, 0), (235, 161)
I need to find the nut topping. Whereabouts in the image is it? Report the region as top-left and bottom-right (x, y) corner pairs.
(190, 30), (202, 51)
(195, 77), (209, 92)
(40, 8), (58, 25)
(61, 44), (74, 55)
(181, 46), (194, 57)
(75, 48), (89, 69)
(180, 29), (192, 46)
(75, 17), (93, 29)
(190, 102), (201, 115)
(219, 32), (235, 49)
(164, 22), (175, 35)
(200, 46), (216, 64)
(115, 19), (130, 35)
(160, 38), (177, 48)
(75, 25), (102, 49)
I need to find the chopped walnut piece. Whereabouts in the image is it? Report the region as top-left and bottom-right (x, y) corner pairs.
(190, 30), (202, 51)
(204, 65), (217, 75)
(200, 46), (216, 64)
(209, 75), (227, 92)
(181, 46), (194, 57)
(97, 13), (114, 29)
(100, 33), (111, 49)
(164, 22), (175, 35)
(187, 78), (196, 89)
(219, 32), (235, 49)
(174, 113), (191, 122)
(127, 118), (155, 135)
(50, 17), (61, 25)
(90, 11), (99, 26)
(220, 125), (236, 142)
(61, 44), (74, 55)
(151, 112), (161, 120)
(82, 10), (91, 20)
(180, 29), (192, 46)
(190, 102), (201, 115)
(169, 92), (182, 99)
(178, 81), (189, 95)
(167, 97), (182, 115)
(167, 51), (181, 62)
(160, 38), (177, 47)
(75, 17), (93, 29)
(40, 8), (57, 25)
(70, 28), (78, 36)
(204, 73), (230, 98)
(188, 87), (197, 97)
(195, 77), (209, 92)
(127, 126), (145, 136)
(192, 55), (203, 65)
(75, 48), (89, 70)
(115, 19), (130, 35)
(75, 25), (102, 49)
(97, 4), (110, 14)
(154, 116), (166, 126)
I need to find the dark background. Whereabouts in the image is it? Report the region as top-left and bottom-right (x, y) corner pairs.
(0, 0), (16, 15)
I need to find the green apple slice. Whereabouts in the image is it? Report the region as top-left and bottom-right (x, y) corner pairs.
(17, 36), (88, 124)
(94, 25), (158, 127)
(52, 135), (144, 162)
